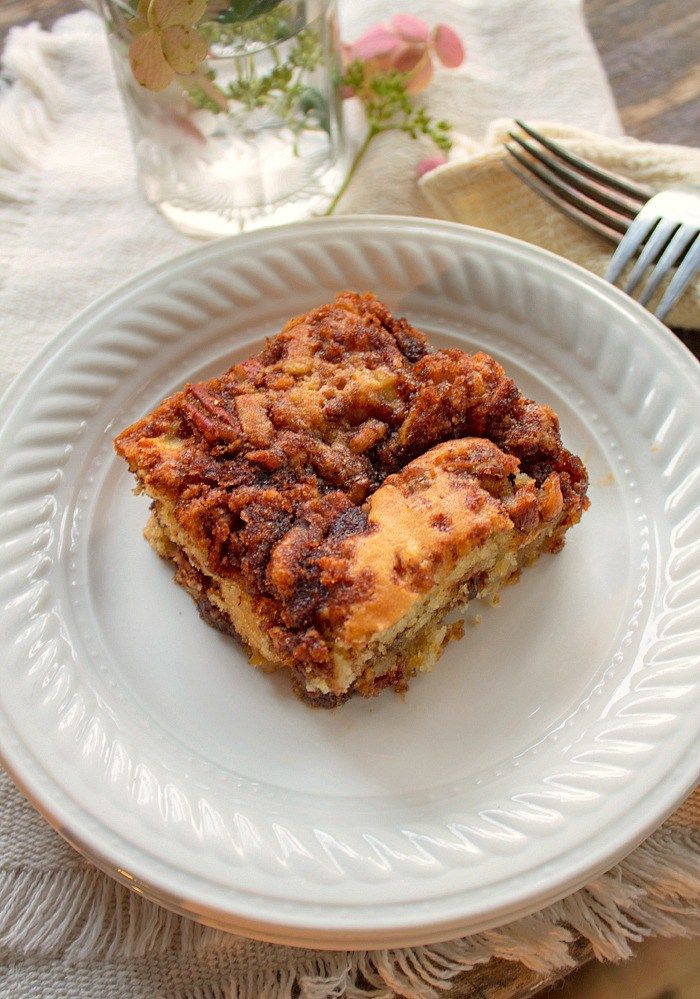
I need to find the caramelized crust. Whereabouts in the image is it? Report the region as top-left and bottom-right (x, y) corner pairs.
(115, 292), (589, 703)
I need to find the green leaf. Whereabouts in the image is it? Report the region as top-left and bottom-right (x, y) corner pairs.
(215, 0), (284, 24)
(297, 86), (330, 133)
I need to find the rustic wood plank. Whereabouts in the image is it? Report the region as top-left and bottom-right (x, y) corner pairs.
(584, 0), (700, 144)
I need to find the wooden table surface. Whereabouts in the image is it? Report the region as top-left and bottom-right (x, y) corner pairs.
(0, 3), (697, 998)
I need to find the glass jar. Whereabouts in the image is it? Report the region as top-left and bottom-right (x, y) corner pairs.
(96, 1), (346, 236)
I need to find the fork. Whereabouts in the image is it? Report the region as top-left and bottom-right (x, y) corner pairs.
(504, 120), (700, 322)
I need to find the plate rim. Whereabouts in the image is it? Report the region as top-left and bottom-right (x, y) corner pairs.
(3, 216), (699, 417)
(0, 215), (698, 949)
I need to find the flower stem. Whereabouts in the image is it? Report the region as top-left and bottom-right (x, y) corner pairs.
(324, 127), (379, 216)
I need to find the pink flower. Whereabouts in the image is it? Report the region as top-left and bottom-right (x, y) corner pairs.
(416, 155), (447, 177)
(349, 24), (400, 62)
(389, 15), (430, 43)
(344, 17), (465, 96)
(432, 24), (464, 68)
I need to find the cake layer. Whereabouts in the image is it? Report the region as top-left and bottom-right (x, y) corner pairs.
(144, 436), (570, 703)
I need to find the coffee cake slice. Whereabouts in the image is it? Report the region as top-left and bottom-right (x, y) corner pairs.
(115, 292), (588, 706)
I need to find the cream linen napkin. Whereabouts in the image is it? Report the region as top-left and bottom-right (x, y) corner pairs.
(1, 6), (698, 999)
(420, 121), (700, 329)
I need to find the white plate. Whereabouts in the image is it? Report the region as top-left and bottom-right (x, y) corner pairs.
(0, 218), (698, 950)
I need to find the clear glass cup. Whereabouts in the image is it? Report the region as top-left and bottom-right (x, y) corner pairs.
(96, 1), (346, 237)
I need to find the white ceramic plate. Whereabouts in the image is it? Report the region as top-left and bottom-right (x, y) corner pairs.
(1, 218), (698, 950)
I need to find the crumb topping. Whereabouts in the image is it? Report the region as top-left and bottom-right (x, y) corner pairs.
(115, 292), (588, 670)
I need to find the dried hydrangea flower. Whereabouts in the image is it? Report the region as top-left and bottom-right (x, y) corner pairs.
(129, 0), (209, 92)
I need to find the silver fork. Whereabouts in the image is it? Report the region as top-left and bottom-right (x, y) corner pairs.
(504, 120), (700, 323)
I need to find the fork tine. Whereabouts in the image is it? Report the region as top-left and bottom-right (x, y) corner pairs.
(514, 120), (654, 203)
(507, 132), (640, 218)
(604, 215), (657, 284)
(505, 144), (630, 233)
(624, 218), (679, 295)
(504, 162), (623, 243)
(638, 224), (699, 307)
(655, 232), (700, 322)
